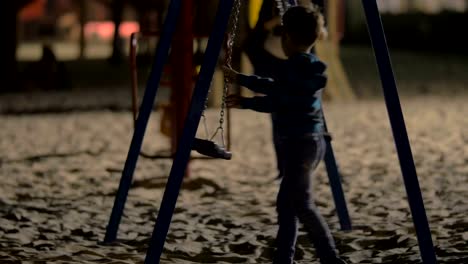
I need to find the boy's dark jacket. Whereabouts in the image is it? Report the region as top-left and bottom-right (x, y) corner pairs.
(238, 52), (326, 137)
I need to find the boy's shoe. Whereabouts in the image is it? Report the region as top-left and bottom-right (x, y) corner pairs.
(192, 138), (232, 160)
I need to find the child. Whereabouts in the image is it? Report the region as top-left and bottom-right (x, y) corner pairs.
(245, 0), (327, 180)
(225, 5), (346, 264)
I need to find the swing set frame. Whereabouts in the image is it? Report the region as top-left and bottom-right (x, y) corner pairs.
(104, 1), (438, 263)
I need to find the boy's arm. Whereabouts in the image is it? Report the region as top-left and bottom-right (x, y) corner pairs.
(236, 74), (277, 95)
(239, 96), (275, 113)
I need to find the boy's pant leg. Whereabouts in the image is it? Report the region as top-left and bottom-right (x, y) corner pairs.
(275, 137), (338, 264)
(297, 137), (339, 263)
(274, 176), (299, 264)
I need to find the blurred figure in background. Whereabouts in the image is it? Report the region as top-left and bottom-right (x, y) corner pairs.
(22, 44), (71, 91)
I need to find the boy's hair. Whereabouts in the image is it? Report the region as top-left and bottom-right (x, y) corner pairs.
(282, 5), (325, 46)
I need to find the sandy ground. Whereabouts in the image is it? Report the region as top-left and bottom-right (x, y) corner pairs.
(1, 95), (468, 263)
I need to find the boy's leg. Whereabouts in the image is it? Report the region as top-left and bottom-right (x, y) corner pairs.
(287, 137), (340, 263)
(274, 177), (299, 264)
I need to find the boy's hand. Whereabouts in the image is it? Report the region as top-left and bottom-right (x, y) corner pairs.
(223, 66), (239, 83)
(226, 94), (243, 109)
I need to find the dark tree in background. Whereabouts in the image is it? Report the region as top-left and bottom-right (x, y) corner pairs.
(1, 0), (34, 92)
(108, 0), (125, 64)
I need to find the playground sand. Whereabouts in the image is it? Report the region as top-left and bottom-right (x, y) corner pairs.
(1, 95), (468, 263)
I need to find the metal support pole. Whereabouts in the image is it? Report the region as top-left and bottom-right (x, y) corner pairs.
(104, 0), (183, 243)
(322, 114), (352, 231)
(170, 0), (194, 175)
(130, 32), (139, 127)
(361, 1), (437, 263)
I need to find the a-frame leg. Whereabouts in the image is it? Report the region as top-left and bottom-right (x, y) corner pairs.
(104, 0), (184, 243)
(361, 1), (437, 263)
(144, 1), (236, 263)
(322, 113), (352, 231)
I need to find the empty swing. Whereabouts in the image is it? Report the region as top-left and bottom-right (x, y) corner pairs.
(191, 0), (242, 160)
(191, 75), (232, 160)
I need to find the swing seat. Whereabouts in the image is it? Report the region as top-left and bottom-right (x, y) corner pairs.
(192, 138), (232, 160)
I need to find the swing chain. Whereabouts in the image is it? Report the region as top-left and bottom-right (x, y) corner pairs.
(201, 0), (240, 136)
(275, 0), (294, 18)
(209, 0), (241, 147)
(213, 0), (241, 145)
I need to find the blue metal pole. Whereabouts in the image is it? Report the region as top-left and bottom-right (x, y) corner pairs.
(144, 0), (235, 263)
(104, 0), (183, 243)
(361, 1), (437, 263)
(322, 115), (352, 231)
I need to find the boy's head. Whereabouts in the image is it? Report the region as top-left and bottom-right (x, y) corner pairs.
(281, 5), (326, 56)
